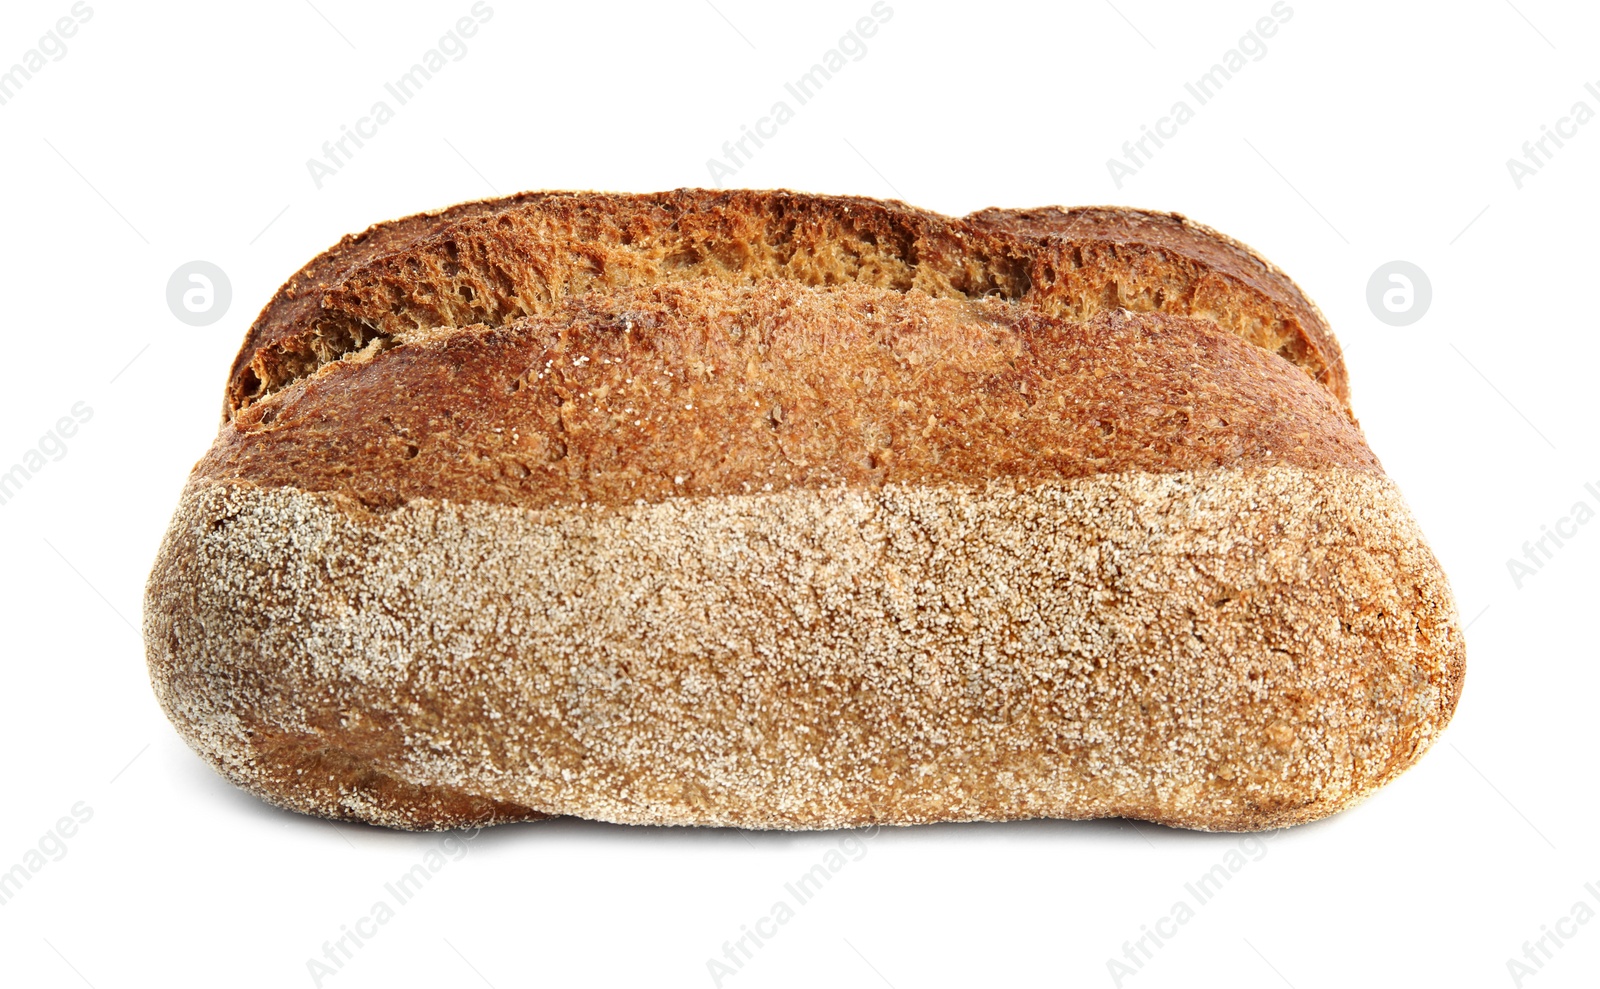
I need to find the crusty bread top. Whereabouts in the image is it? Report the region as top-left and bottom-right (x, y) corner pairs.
(201, 282), (1373, 512)
(223, 190), (1347, 421)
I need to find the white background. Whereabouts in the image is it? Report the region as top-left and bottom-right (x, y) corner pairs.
(1, 0), (1596, 986)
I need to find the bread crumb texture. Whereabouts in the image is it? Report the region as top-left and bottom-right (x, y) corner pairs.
(145, 467), (1462, 832)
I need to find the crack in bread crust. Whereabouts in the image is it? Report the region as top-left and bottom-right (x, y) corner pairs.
(224, 190), (1347, 418)
(144, 468), (1463, 832)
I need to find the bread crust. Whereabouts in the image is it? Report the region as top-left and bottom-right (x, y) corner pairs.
(146, 467), (1462, 832)
(145, 191), (1460, 833)
(207, 290), (1369, 512)
(222, 189), (1347, 421)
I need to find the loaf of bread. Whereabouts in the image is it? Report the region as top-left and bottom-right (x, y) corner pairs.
(144, 189), (1463, 831)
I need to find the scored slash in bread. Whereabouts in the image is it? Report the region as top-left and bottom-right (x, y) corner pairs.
(223, 190), (1348, 420)
(144, 190), (1461, 832)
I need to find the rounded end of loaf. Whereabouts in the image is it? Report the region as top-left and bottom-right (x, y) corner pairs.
(141, 493), (546, 832)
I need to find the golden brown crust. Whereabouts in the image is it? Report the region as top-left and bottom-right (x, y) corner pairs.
(222, 189), (1348, 420)
(205, 289), (1372, 512)
(964, 205), (1344, 398)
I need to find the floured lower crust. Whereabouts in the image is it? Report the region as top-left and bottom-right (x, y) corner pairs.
(144, 467), (1463, 832)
